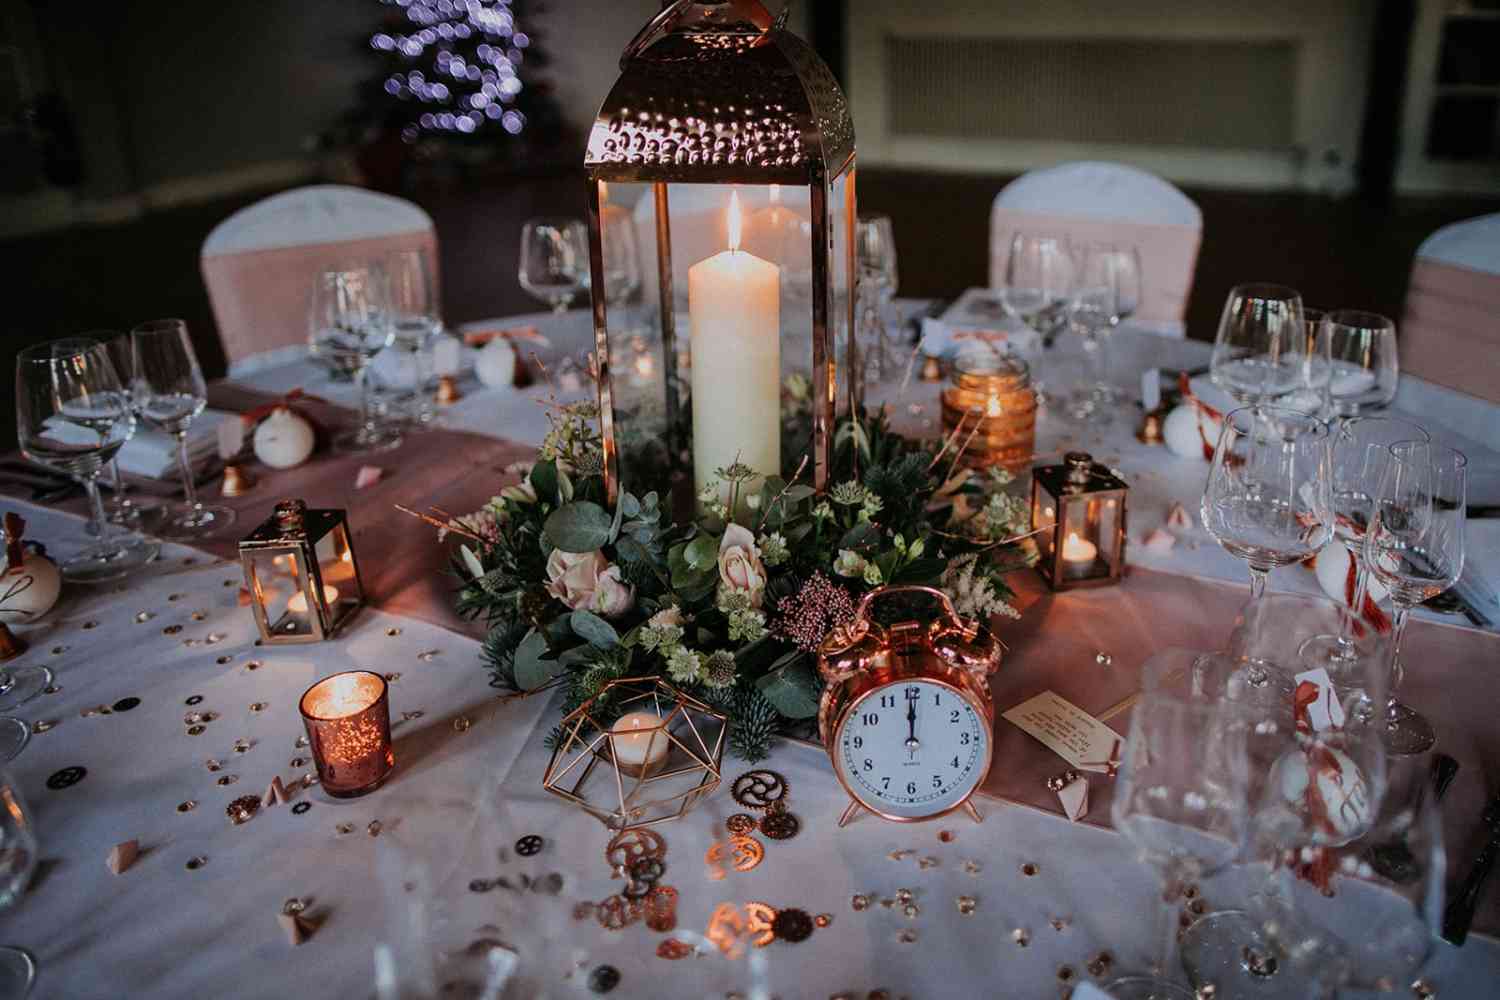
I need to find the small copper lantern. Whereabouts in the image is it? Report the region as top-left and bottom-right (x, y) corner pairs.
(584, 0), (857, 511)
(1030, 452), (1128, 590)
(239, 499), (365, 642)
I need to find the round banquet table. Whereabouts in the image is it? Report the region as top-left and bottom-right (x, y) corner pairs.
(0, 302), (1497, 998)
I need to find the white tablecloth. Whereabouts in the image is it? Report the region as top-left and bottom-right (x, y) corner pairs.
(6, 503), (1498, 998)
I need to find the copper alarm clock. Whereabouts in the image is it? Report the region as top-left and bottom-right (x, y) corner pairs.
(817, 585), (1002, 826)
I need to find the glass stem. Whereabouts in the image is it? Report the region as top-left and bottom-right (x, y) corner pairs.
(82, 475), (110, 546)
(175, 430), (198, 510)
(1387, 604), (1413, 713)
(1154, 877), (1181, 978)
(1347, 550), (1372, 633)
(108, 457), (128, 510)
(354, 366), (373, 432)
(1248, 564), (1270, 601)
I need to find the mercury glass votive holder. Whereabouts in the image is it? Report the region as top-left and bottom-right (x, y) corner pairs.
(940, 349), (1037, 473)
(299, 671), (394, 798)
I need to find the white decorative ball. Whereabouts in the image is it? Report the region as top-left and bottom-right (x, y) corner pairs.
(474, 338), (518, 389)
(1272, 744), (1372, 844)
(1313, 539), (1390, 607)
(0, 550), (61, 623)
(1163, 403), (1222, 460)
(252, 408), (316, 470)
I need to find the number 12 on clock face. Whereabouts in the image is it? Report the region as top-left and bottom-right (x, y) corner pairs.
(834, 679), (990, 821)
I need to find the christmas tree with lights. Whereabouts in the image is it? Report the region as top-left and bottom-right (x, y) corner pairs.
(359, 0), (564, 161)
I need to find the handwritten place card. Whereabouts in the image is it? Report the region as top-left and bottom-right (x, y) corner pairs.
(1002, 691), (1122, 774)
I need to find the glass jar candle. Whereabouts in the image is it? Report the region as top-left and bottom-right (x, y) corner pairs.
(940, 349), (1037, 473)
(299, 671), (394, 798)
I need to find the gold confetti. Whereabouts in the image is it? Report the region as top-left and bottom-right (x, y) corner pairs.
(938, 829), (956, 843)
(30, 720), (53, 734)
(367, 820), (382, 837)
(134, 611), (154, 623)
(1020, 862), (1039, 877)
(336, 823), (355, 835)
(177, 800), (197, 813)
(216, 655), (232, 665)
(963, 859), (982, 875)
(1050, 916), (1072, 931)
(815, 914), (832, 928)
(384, 672), (401, 683)
(161, 625), (181, 635)
(249, 702), (267, 713)
(385, 627), (402, 637)
(453, 716), (471, 732)
(184, 856), (207, 870)
(851, 894), (870, 912)
(896, 928), (918, 944)
(1012, 928), (1030, 947)
(918, 856), (940, 870)
(956, 896), (977, 915)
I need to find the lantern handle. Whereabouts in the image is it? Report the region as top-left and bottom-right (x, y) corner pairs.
(852, 584), (962, 633)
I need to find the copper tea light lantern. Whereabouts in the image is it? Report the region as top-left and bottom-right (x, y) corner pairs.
(939, 348), (1037, 474)
(298, 671), (394, 798)
(1030, 452), (1128, 591)
(542, 676), (727, 831)
(239, 499), (365, 643)
(584, 0), (857, 509)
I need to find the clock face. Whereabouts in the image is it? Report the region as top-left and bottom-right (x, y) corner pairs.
(835, 679), (989, 819)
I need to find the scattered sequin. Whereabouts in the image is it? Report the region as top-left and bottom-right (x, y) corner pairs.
(336, 823), (355, 835)
(896, 928), (918, 945)
(205, 632), (227, 644)
(1020, 862), (1039, 877)
(30, 720), (53, 734)
(895, 888), (913, 904)
(185, 695), (203, 706)
(168, 593), (183, 602)
(184, 856), (207, 870)
(938, 829), (956, 843)
(249, 702), (266, 713)
(1057, 966), (1075, 983)
(516, 834), (543, 856)
(216, 655), (232, 665)
(294, 735), (309, 748)
(223, 579), (235, 587)
(42, 685), (60, 695)
(182, 639), (200, 648)
(232, 739), (252, 753)
(588, 965), (622, 992)
(956, 895), (977, 915)
(245, 661), (262, 672)
(290, 757), (307, 768)
(851, 894), (870, 912)
(190, 611), (207, 622)
(177, 800), (197, 813)
(452, 716), (471, 732)
(80, 707), (102, 719)
(918, 856), (940, 870)
(1095, 651), (1113, 667)
(902, 903), (920, 919)
(416, 649), (440, 661)
(402, 710), (424, 722)
(815, 914), (832, 928)
(46, 766), (86, 790)
(161, 625), (181, 635)
(1087, 952), (1114, 977)
(282, 898), (306, 915)
(186, 725), (205, 736)
(112, 697), (140, 712)
(134, 611), (154, 623)
(367, 820), (382, 837)
(385, 627), (402, 637)
(469, 878), (495, 893)
(1012, 928), (1031, 947)
(1050, 916), (1072, 931)
(205, 759), (222, 772)
(887, 849), (913, 862)
(50, 646), (66, 655)
(963, 859), (982, 875)
(217, 774), (239, 786)
(227, 795), (260, 824)
(291, 802), (311, 815)
(1412, 979), (1436, 999)
(383, 672), (401, 683)
(82, 620), (99, 630)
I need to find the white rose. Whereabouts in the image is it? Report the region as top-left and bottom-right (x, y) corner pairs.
(590, 564), (635, 618)
(716, 523), (767, 609)
(544, 549), (608, 610)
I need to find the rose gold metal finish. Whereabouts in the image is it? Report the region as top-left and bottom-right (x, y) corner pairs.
(652, 182), (682, 460)
(220, 463), (254, 498)
(435, 374), (462, 406)
(0, 623), (25, 662)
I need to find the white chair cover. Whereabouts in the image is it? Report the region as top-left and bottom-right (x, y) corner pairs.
(200, 185), (439, 376)
(1400, 212), (1500, 404)
(989, 162), (1202, 331)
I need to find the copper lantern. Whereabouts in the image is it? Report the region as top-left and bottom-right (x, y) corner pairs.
(1030, 452), (1128, 590)
(239, 499), (365, 642)
(584, 0), (857, 511)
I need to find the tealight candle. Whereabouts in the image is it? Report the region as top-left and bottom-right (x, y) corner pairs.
(610, 710), (670, 777)
(287, 584), (340, 614)
(1060, 532), (1098, 577)
(299, 671), (394, 798)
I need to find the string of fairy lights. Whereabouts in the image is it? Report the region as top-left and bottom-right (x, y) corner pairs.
(370, 0), (532, 140)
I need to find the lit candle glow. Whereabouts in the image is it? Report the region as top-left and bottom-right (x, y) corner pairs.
(299, 671), (394, 798)
(287, 584), (340, 614)
(1060, 532), (1098, 577)
(611, 710), (671, 777)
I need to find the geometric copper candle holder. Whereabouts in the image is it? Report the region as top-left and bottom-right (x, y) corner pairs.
(298, 670), (394, 798)
(542, 676), (726, 831)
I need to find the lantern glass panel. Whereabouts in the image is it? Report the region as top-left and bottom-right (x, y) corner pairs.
(243, 547), (318, 640)
(239, 502), (364, 643)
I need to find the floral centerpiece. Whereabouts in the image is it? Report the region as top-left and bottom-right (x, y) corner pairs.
(415, 394), (1035, 761)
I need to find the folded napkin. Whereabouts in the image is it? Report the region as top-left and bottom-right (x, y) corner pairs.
(119, 411), (232, 480)
(919, 317), (1041, 360)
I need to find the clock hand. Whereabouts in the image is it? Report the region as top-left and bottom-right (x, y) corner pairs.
(905, 694), (919, 751)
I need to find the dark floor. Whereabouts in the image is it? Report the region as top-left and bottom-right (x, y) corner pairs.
(5, 166), (1499, 449)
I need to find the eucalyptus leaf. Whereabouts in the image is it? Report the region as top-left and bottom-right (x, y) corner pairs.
(544, 501), (613, 553)
(621, 493), (641, 518)
(609, 494), (625, 543)
(755, 657), (821, 719)
(684, 532), (718, 571)
(569, 610), (620, 649)
(513, 630), (560, 691)
(529, 460), (559, 505)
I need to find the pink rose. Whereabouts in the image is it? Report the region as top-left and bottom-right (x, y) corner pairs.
(591, 564), (635, 618)
(545, 549), (608, 611)
(717, 524), (767, 609)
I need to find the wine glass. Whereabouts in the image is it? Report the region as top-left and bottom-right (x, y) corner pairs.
(308, 266), (402, 453)
(84, 332), (157, 531)
(1297, 418), (1430, 670)
(1210, 284), (1308, 405)
(518, 217), (588, 313)
(131, 319), (237, 538)
(1001, 233), (1074, 405)
(0, 772), (37, 998)
(1365, 441), (1467, 755)
(602, 212), (643, 335)
(386, 248), (442, 427)
(15, 338), (159, 585)
(855, 214), (900, 386)
(1323, 310), (1399, 417)
(1202, 406), (1334, 604)
(1070, 243), (1142, 414)
(1107, 684), (1250, 1000)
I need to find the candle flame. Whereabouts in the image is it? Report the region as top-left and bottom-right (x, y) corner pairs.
(727, 190), (742, 252)
(985, 393), (1002, 418)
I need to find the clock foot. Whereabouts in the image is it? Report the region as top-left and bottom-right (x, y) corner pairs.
(837, 800), (864, 828)
(964, 800), (983, 824)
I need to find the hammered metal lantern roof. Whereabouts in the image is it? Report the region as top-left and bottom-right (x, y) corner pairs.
(584, 0), (855, 185)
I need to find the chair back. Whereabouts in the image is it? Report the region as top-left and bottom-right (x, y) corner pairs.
(989, 161), (1201, 329)
(1400, 213), (1500, 404)
(201, 185), (439, 375)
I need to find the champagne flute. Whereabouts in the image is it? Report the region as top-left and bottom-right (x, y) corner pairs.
(386, 248), (442, 427)
(1298, 418), (1429, 670)
(1107, 684), (1250, 1000)
(15, 338), (159, 585)
(518, 218), (588, 313)
(1202, 406), (1334, 606)
(131, 320), (236, 538)
(309, 266), (402, 453)
(1365, 441), (1466, 755)
(1071, 243), (1142, 409)
(1323, 310), (1399, 417)
(1210, 284), (1308, 405)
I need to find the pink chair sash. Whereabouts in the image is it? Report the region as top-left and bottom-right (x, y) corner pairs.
(988, 208), (1201, 325)
(201, 231), (440, 371)
(1401, 257), (1500, 404)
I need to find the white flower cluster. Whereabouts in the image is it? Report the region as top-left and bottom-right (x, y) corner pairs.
(941, 554), (1020, 621)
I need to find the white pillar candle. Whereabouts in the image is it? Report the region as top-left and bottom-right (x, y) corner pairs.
(287, 584), (340, 614)
(688, 191), (781, 504)
(1060, 532), (1098, 577)
(611, 710), (670, 775)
